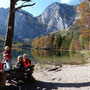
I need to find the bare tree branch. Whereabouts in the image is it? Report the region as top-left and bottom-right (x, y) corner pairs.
(17, 10), (35, 29)
(17, 10), (47, 30)
(15, 3), (35, 11)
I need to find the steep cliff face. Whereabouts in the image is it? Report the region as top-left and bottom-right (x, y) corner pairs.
(0, 2), (76, 40)
(0, 8), (8, 35)
(37, 2), (76, 32)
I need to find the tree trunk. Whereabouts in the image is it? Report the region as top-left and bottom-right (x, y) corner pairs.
(5, 0), (16, 52)
(85, 0), (90, 7)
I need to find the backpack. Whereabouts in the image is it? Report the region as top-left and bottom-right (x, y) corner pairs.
(26, 59), (31, 64)
(0, 62), (3, 70)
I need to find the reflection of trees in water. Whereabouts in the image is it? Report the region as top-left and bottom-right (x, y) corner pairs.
(31, 50), (62, 57)
(0, 47), (86, 65)
(0, 47), (3, 53)
(12, 49), (32, 58)
(11, 49), (36, 64)
(31, 49), (85, 65)
(32, 50), (70, 57)
(0, 47), (3, 62)
(31, 50), (70, 64)
(54, 51), (61, 56)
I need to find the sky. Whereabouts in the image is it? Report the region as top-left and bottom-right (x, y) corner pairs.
(0, 0), (82, 17)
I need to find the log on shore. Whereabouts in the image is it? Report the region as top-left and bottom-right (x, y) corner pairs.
(0, 72), (7, 88)
(0, 65), (35, 87)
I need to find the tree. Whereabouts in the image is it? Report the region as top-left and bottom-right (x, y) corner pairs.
(55, 33), (62, 49)
(5, 0), (35, 52)
(45, 34), (55, 49)
(77, 1), (90, 50)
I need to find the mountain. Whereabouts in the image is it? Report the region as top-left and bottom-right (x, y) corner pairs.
(0, 2), (76, 40)
(0, 8), (8, 35)
(37, 2), (76, 32)
(0, 8), (46, 40)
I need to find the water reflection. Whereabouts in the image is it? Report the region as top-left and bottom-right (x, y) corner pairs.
(0, 48), (37, 65)
(31, 49), (85, 65)
(0, 47), (3, 62)
(0, 47), (86, 65)
(11, 48), (37, 65)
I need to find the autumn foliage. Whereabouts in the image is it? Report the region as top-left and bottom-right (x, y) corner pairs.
(32, 0), (90, 51)
(32, 34), (62, 50)
(77, 1), (90, 50)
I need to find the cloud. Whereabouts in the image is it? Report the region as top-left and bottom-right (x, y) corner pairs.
(60, 0), (73, 3)
(0, 0), (10, 8)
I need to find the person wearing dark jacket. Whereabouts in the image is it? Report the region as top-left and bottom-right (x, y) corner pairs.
(15, 55), (24, 69)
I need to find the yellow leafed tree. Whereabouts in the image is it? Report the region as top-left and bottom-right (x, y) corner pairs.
(77, 0), (90, 50)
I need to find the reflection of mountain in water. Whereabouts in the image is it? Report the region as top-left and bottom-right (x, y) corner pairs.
(0, 47), (3, 62)
(0, 47), (85, 65)
(11, 49), (37, 65)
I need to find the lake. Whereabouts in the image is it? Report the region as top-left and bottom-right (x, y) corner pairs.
(0, 48), (88, 65)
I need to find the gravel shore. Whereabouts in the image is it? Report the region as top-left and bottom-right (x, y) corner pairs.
(5, 63), (90, 90)
(32, 63), (90, 90)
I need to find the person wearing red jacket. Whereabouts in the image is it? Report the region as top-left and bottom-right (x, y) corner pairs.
(23, 54), (31, 68)
(3, 46), (11, 62)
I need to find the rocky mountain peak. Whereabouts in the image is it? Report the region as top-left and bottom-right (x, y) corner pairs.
(0, 2), (76, 40)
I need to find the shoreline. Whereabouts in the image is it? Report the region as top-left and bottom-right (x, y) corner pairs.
(33, 63), (90, 90)
(5, 63), (90, 90)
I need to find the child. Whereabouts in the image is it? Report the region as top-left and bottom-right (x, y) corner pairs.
(15, 55), (24, 69)
(3, 55), (12, 71)
(3, 46), (11, 62)
(23, 54), (31, 68)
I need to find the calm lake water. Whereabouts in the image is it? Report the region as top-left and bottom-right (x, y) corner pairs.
(0, 47), (88, 65)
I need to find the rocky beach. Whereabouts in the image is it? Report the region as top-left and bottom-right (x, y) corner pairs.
(5, 62), (90, 90)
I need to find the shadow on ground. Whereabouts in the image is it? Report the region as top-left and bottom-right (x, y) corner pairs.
(3, 80), (90, 90)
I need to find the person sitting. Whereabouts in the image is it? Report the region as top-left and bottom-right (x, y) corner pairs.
(3, 55), (12, 71)
(23, 54), (31, 68)
(15, 55), (24, 69)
